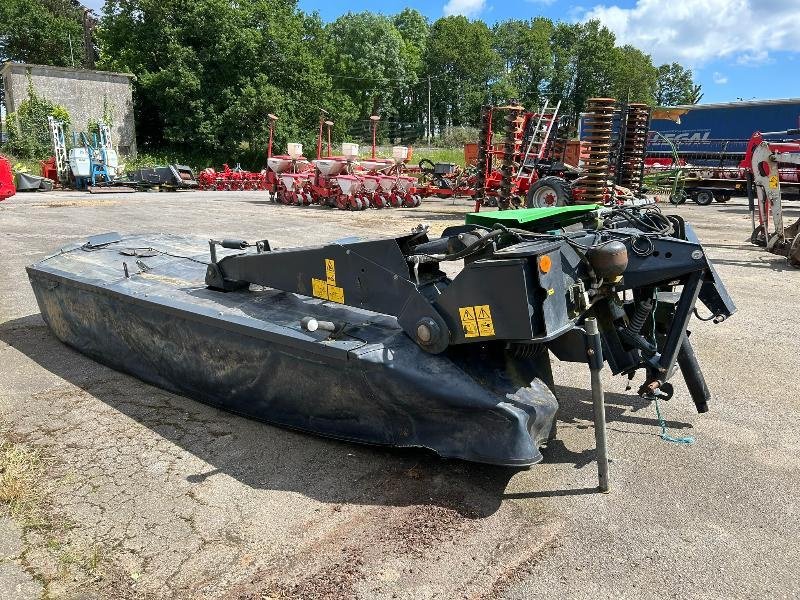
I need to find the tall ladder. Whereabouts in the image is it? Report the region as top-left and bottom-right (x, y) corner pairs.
(48, 116), (69, 186)
(516, 99), (561, 185)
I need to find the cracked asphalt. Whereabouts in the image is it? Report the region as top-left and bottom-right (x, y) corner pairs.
(0, 190), (798, 599)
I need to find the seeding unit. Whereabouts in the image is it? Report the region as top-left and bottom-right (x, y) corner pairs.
(198, 164), (269, 191)
(267, 116), (422, 210)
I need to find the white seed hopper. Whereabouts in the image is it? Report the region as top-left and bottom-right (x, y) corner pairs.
(359, 159), (393, 172)
(280, 173), (308, 191)
(378, 175), (397, 193)
(396, 176), (416, 193)
(336, 175), (361, 195)
(362, 175), (380, 192)
(313, 158), (347, 177)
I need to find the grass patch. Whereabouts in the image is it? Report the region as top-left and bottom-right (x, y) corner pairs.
(0, 439), (50, 529)
(0, 436), (124, 596)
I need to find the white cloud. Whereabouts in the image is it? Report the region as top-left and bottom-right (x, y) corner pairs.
(736, 49), (772, 67)
(443, 0), (486, 17)
(582, 0), (800, 66)
(712, 72), (728, 84)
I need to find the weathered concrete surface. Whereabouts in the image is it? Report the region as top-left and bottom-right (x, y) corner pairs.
(0, 190), (798, 598)
(0, 517), (42, 599)
(1, 62), (136, 156)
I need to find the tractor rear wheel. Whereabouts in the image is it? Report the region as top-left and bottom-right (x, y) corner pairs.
(526, 176), (572, 208)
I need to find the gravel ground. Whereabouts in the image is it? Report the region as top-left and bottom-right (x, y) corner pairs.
(0, 190), (798, 599)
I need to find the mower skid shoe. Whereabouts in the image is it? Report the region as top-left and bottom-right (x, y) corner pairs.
(27, 234), (558, 467)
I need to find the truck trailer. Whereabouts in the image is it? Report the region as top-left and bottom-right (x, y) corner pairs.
(647, 98), (800, 204)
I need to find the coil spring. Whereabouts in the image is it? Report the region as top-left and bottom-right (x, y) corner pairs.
(619, 104), (651, 194)
(474, 105), (492, 204)
(498, 105), (523, 209)
(627, 298), (654, 335)
(511, 343), (545, 358)
(582, 98), (616, 204)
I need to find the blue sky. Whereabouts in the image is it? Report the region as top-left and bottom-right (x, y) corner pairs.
(83, 0), (800, 104)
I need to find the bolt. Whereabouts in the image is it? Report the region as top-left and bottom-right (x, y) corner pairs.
(417, 323), (432, 343)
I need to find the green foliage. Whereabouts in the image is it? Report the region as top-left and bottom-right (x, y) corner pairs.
(612, 45), (658, 105)
(423, 16), (500, 129)
(4, 80), (71, 160)
(324, 12), (406, 118)
(656, 63), (703, 105)
(0, 0), (86, 66)
(95, 3), (702, 159)
(437, 126), (479, 148)
(492, 18), (554, 108)
(99, 0), (335, 160)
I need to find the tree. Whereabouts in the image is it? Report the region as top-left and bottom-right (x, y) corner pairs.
(99, 0), (334, 160)
(0, 0), (87, 67)
(5, 80), (71, 159)
(391, 9), (429, 130)
(323, 12), (406, 121)
(656, 63), (702, 105)
(611, 45), (658, 105)
(423, 16), (501, 132)
(492, 18), (554, 109)
(546, 20), (619, 124)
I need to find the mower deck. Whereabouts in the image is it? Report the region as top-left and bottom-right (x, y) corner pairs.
(27, 233), (558, 466)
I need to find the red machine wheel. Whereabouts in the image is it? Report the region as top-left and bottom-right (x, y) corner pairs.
(336, 195), (349, 210)
(526, 176), (571, 208)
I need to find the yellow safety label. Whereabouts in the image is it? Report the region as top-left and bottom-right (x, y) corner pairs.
(312, 259), (345, 304)
(327, 285), (345, 304)
(769, 175), (779, 189)
(459, 304), (495, 338)
(325, 258), (336, 284)
(312, 278), (328, 300)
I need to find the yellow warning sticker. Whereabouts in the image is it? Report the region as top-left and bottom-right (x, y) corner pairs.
(459, 304), (495, 338)
(312, 258), (345, 303)
(769, 175), (779, 189)
(312, 278), (328, 300)
(462, 320), (480, 338)
(474, 305), (492, 321)
(327, 285), (345, 304)
(477, 318), (495, 337)
(460, 306), (476, 322)
(325, 258), (336, 284)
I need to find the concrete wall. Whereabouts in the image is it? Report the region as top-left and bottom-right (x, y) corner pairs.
(1, 62), (137, 156)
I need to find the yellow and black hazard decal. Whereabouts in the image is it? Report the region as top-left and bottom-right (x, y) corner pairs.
(459, 304), (495, 338)
(769, 174), (779, 189)
(312, 258), (345, 304)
